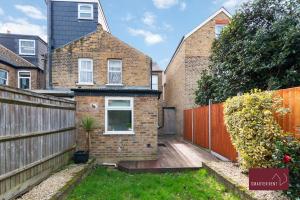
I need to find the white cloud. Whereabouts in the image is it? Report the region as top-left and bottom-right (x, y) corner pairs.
(153, 0), (187, 10)
(142, 12), (156, 27)
(15, 5), (46, 20)
(153, 0), (178, 9)
(179, 2), (187, 11)
(0, 18), (47, 41)
(223, 0), (249, 10)
(0, 7), (4, 15)
(122, 13), (134, 22)
(128, 28), (164, 45)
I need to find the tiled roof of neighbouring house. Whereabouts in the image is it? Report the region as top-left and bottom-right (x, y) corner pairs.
(0, 44), (35, 68)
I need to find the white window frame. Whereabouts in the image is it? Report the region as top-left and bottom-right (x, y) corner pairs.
(215, 24), (226, 38)
(107, 59), (123, 85)
(0, 69), (8, 85)
(78, 4), (94, 20)
(18, 71), (31, 89)
(19, 39), (35, 55)
(104, 97), (134, 135)
(152, 75), (159, 90)
(78, 58), (94, 85)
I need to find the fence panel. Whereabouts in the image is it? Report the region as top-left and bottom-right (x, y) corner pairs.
(0, 86), (76, 199)
(275, 87), (300, 139)
(184, 109), (193, 142)
(193, 106), (209, 149)
(211, 103), (237, 161)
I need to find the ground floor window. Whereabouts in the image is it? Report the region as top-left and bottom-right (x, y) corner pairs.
(105, 97), (134, 134)
(18, 71), (31, 89)
(0, 69), (8, 85)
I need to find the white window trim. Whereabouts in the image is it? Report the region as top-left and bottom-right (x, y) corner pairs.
(107, 59), (123, 86)
(18, 71), (31, 89)
(152, 75), (159, 90)
(104, 97), (134, 135)
(78, 4), (94, 20)
(19, 39), (35, 56)
(78, 58), (94, 85)
(0, 69), (8, 85)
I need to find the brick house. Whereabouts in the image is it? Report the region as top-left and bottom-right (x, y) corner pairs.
(0, 44), (45, 90)
(52, 25), (159, 163)
(164, 8), (231, 135)
(0, 33), (48, 89)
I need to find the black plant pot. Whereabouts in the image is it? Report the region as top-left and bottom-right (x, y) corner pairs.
(73, 151), (89, 164)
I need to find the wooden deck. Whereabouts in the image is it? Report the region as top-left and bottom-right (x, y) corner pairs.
(118, 137), (218, 173)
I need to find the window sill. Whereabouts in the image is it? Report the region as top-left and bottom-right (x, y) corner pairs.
(103, 132), (135, 135)
(78, 18), (94, 21)
(76, 83), (94, 86)
(106, 84), (124, 86)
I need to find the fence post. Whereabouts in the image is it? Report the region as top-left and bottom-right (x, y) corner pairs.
(208, 99), (212, 151)
(192, 109), (194, 144)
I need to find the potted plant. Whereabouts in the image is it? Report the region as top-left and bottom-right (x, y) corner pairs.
(74, 116), (95, 164)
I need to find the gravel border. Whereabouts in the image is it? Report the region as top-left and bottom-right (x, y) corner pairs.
(16, 161), (93, 200)
(205, 161), (288, 200)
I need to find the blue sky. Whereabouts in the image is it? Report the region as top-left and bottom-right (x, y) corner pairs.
(0, 0), (247, 69)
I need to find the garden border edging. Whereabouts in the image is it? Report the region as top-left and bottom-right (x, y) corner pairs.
(202, 162), (257, 200)
(50, 159), (96, 200)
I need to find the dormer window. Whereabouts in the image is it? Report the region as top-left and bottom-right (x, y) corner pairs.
(19, 39), (35, 55)
(108, 59), (122, 85)
(78, 4), (93, 20)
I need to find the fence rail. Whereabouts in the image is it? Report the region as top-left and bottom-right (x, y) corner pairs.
(184, 87), (300, 161)
(0, 86), (76, 200)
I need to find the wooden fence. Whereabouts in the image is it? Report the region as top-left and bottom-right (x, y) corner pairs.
(0, 86), (76, 200)
(275, 87), (300, 139)
(184, 104), (237, 161)
(184, 87), (300, 161)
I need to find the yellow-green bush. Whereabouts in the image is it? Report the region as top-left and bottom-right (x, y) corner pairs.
(224, 89), (285, 170)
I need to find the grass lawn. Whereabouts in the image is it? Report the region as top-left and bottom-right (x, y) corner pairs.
(67, 167), (239, 200)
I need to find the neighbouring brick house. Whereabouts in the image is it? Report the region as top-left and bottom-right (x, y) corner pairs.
(0, 33), (48, 89)
(164, 8), (231, 135)
(51, 24), (160, 163)
(0, 44), (45, 89)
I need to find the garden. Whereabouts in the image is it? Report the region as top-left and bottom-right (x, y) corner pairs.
(67, 167), (239, 200)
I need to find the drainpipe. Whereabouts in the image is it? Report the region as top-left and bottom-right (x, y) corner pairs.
(208, 99), (212, 151)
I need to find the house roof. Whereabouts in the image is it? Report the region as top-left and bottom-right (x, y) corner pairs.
(164, 7), (232, 73)
(0, 44), (36, 68)
(0, 33), (47, 45)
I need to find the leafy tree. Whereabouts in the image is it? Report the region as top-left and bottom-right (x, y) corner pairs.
(195, 0), (300, 105)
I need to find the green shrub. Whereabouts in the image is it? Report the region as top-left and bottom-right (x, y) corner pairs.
(224, 89), (285, 170)
(273, 138), (300, 199)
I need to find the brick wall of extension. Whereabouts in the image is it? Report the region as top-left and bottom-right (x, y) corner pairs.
(76, 95), (158, 163)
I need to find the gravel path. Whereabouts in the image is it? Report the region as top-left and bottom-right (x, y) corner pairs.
(206, 161), (288, 200)
(17, 164), (86, 200)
